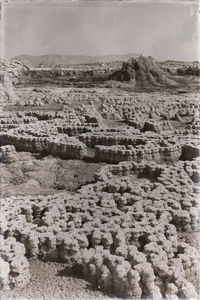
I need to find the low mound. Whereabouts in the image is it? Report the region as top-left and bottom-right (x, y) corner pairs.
(109, 55), (176, 87)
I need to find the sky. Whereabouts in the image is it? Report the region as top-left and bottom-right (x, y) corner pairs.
(2, 1), (200, 61)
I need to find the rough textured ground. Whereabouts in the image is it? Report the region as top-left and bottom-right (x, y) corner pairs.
(0, 57), (200, 300)
(2, 152), (103, 196)
(1, 260), (120, 300)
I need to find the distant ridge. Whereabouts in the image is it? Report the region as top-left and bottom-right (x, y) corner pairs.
(12, 53), (142, 67)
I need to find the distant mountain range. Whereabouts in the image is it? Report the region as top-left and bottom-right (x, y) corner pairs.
(12, 53), (142, 66)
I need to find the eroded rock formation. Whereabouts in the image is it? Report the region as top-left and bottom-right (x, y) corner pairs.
(109, 56), (176, 87)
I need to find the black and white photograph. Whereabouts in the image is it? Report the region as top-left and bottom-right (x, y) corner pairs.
(0, 0), (200, 299)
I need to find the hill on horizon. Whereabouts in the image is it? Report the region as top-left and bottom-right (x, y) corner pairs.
(12, 53), (142, 67)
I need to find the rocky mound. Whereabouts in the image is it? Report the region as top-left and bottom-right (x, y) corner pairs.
(0, 60), (29, 105)
(109, 55), (176, 87)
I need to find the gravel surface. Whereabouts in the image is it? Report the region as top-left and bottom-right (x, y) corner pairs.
(1, 260), (121, 300)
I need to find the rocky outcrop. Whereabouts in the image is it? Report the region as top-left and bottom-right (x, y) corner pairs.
(109, 61), (136, 83)
(109, 56), (176, 87)
(0, 60), (29, 105)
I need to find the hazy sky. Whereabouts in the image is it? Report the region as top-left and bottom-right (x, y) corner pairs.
(2, 1), (200, 61)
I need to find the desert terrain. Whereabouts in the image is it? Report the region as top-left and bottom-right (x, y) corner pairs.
(0, 55), (200, 299)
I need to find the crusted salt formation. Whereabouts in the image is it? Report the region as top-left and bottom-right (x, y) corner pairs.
(0, 145), (17, 163)
(94, 144), (181, 163)
(0, 235), (30, 290)
(6, 108), (197, 164)
(141, 120), (173, 133)
(0, 112), (38, 132)
(1, 59), (200, 299)
(179, 157), (200, 184)
(2, 123), (87, 159)
(2, 134), (86, 159)
(1, 161), (199, 298)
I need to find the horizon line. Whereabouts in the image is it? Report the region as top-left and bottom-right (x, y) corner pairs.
(9, 53), (199, 63)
